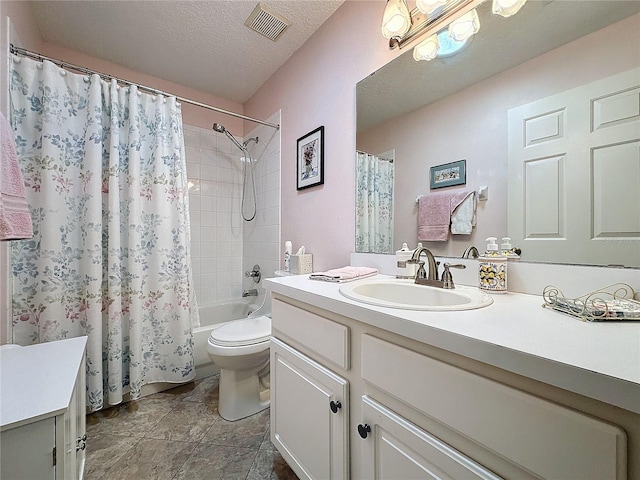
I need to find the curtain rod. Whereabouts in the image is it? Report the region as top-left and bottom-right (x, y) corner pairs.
(357, 150), (394, 163)
(9, 44), (280, 130)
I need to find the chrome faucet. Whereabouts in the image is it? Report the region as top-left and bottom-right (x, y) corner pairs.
(242, 289), (258, 297)
(461, 246), (479, 259)
(441, 263), (466, 289)
(409, 247), (439, 281)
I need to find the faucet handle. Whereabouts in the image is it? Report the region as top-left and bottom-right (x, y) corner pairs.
(442, 263), (466, 289)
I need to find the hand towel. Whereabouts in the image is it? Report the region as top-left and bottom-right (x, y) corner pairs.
(418, 193), (452, 242)
(0, 112), (33, 240)
(451, 191), (476, 235)
(310, 266), (378, 283)
(418, 190), (476, 241)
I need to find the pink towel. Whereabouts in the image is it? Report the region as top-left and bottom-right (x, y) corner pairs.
(310, 266), (378, 283)
(0, 112), (33, 240)
(418, 190), (474, 242)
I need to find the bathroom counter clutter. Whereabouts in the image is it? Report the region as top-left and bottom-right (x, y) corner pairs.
(0, 336), (87, 429)
(265, 274), (640, 414)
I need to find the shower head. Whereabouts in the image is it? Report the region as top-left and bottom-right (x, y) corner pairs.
(212, 123), (226, 133)
(212, 123), (246, 153)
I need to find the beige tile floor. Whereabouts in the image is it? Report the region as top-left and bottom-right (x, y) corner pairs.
(85, 375), (298, 480)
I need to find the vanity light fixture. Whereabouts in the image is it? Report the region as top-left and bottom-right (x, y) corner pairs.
(413, 33), (440, 61)
(382, 0), (412, 39)
(383, 0), (527, 61)
(448, 8), (480, 42)
(492, 0), (527, 17)
(416, 0), (448, 15)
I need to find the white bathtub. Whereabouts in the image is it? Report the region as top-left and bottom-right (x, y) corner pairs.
(193, 300), (258, 379)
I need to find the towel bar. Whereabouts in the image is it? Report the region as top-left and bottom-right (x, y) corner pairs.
(416, 186), (488, 204)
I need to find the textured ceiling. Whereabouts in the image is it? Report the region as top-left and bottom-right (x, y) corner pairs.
(29, 1), (345, 103)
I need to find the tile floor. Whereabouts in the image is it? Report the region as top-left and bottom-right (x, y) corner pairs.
(85, 375), (298, 480)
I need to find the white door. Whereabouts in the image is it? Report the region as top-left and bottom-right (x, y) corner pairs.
(508, 68), (640, 266)
(358, 395), (501, 480)
(271, 338), (349, 480)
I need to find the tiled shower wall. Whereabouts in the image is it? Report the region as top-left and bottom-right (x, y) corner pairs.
(184, 112), (280, 307)
(242, 112), (282, 304)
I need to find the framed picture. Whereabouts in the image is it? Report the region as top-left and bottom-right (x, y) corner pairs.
(430, 159), (466, 189)
(297, 126), (324, 190)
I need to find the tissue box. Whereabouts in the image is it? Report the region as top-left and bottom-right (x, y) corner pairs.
(290, 254), (313, 274)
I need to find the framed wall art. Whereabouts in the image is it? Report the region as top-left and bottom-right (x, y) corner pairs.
(430, 159), (466, 189)
(297, 126), (324, 190)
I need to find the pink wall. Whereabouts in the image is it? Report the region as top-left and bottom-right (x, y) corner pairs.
(41, 43), (244, 135)
(244, 1), (401, 272)
(359, 12), (640, 258)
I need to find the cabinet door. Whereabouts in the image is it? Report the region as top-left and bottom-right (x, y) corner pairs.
(359, 396), (501, 480)
(1, 418), (56, 480)
(271, 338), (349, 480)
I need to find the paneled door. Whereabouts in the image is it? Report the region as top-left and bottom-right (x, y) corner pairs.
(270, 338), (349, 480)
(508, 68), (640, 267)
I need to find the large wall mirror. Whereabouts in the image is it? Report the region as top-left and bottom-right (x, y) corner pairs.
(356, 0), (640, 268)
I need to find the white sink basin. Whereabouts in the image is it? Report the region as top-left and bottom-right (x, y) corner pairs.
(339, 278), (493, 311)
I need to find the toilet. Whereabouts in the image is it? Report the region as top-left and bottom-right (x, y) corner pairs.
(207, 314), (271, 421)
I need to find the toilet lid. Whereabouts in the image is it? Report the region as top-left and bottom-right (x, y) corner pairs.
(209, 315), (271, 347)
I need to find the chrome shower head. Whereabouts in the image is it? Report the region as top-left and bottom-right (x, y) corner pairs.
(212, 123), (246, 153)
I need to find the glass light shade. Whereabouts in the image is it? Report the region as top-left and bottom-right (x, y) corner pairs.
(413, 34), (440, 61)
(381, 0), (412, 39)
(492, 0), (527, 17)
(416, 0), (448, 15)
(448, 9), (480, 42)
(435, 30), (470, 58)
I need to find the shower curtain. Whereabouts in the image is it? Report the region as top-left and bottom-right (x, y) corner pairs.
(9, 56), (198, 411)
(355, 151), (394, 253)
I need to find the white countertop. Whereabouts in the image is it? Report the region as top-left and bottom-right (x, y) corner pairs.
(265, 275), (640, 414)
(1, 336), (87, 430)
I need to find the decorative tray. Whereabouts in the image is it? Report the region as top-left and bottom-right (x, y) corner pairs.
(542, 283), (640, 322)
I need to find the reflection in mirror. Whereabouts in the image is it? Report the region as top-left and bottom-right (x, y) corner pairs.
(355, 151), (395, 253)
(356, 0), (640, 267)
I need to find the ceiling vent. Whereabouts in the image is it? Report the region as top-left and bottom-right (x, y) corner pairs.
(245, 3), (291, 42)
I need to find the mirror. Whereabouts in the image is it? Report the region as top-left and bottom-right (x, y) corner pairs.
(356, 0), (640, 267)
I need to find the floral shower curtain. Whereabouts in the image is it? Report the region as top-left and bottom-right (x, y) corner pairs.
(9, 56), (198, 411)
(355, 151), (394, 253)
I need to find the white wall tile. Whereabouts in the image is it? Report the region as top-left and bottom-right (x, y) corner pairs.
(184, 128), (200, 147)
(185, 119), (280, 308)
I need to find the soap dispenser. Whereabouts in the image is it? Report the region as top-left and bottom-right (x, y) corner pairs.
(396, 243), (415, 279)
(501, 237), (520, 259)
(478, 237), (507, 293)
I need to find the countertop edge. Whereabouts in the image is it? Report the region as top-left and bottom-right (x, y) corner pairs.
(266, 277), (640, 414)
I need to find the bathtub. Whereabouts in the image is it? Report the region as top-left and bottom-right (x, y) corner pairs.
(193, 299), (259, 379)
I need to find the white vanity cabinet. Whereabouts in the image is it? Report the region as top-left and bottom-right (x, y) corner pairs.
(358, 395), (500, 480)
(1, 337), (87, 480)
(270, 299), (350, 480)
(269, 289), (635, 480)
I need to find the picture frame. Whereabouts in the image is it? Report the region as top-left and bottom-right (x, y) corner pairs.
(430, 159), (466, 189)
(297, 126), (324, 190)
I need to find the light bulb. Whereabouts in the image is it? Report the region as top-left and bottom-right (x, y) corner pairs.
(492, 0), (527, 17)
(382, 0), (412, 39)
(416, 0), (447, 15)
(448, 9), (480, 42)
(413, 34), (440, 61)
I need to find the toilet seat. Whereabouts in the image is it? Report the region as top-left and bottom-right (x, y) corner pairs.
(209, 315), (271, 347)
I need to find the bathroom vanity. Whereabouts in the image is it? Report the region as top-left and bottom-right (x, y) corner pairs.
(0, 337), (87, 480)
(266, 275), (639, 479)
